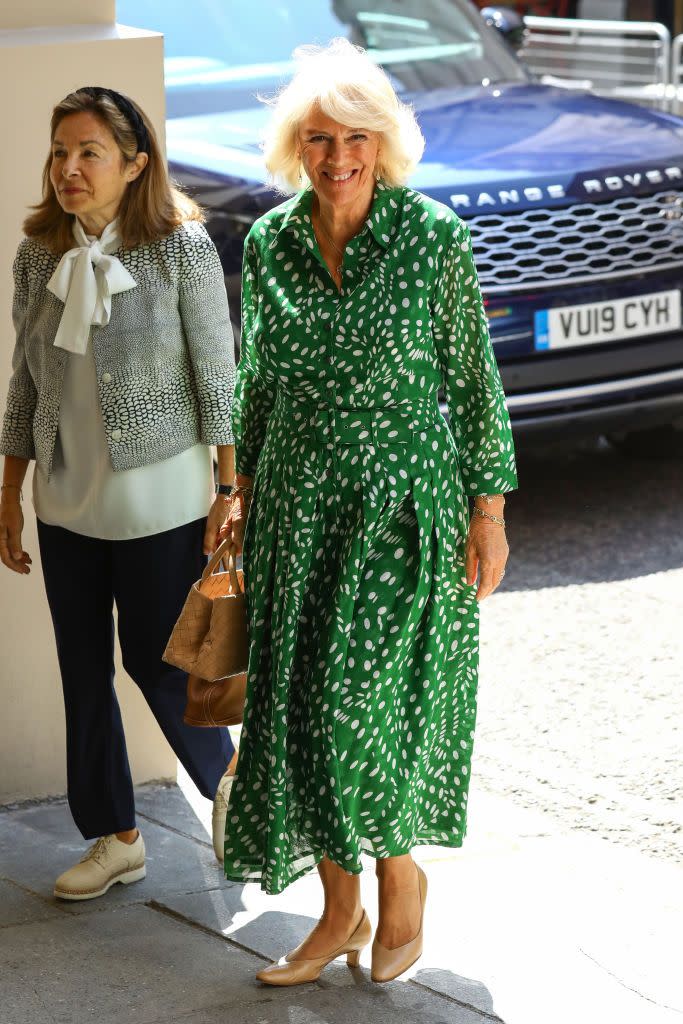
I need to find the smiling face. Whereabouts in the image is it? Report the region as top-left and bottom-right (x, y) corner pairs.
(298, 107), (380, 215)
(49, 111), (147, 234)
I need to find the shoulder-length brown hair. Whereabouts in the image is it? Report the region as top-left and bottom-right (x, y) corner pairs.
(24, 88), (204, 253)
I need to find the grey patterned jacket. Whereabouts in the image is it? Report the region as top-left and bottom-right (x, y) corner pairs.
(0, 221), (235, 477)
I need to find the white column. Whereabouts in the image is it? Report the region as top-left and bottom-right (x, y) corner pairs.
(0, 1), (177, 801)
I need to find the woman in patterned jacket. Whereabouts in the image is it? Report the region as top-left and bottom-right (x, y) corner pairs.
(0, 88), (238, 900)
(220, 40), (518, 985)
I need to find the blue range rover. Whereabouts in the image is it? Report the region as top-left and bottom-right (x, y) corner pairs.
(120, 0), (683, 445)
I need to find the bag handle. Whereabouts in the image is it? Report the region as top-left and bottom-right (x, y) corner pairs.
(200, 538), (242, 594)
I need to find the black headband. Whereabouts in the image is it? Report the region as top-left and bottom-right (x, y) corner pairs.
(78, 86), (150, 155)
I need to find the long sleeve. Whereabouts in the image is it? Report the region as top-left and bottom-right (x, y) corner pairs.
(232, 235), (277, 476)
(432, 221), (518, 495)
(178, 223), (236, 445)
(0, 243), (37, 460)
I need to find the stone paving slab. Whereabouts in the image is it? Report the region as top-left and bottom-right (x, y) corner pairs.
(413, 951), (679, 1024)
(153, 785), (683, 1022)
(156, 883), (320, 962)
(155, 783), (548, 1018)
(412, 835), (683, 1024)
(538, 835), (683, 1007)
(0, 903), (268, 1024)
(0, 878), (63, 928)
(2, 782), (682, 1024)
(135, 782), (214, 848)
(155, 862), (505, 1019)
(160, 982), (487, 1024)
(0, 799), (225, 914)
(0, 899), (476, 1024)
(157, 834), (683, 1024)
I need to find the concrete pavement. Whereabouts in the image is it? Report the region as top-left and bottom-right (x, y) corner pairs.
(1, 774), (681, 1024)
(476, 440), (683, 866)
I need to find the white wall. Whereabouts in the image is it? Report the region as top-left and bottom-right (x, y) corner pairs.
(0, 1), (115, 30)
(0, 2), (178, 801)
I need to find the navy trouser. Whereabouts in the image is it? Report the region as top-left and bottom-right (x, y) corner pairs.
(37, 517), (235, 840)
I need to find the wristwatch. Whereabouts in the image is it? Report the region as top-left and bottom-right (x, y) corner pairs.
(216, 483), (234, 496)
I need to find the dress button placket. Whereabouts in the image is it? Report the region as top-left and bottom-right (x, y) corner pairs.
(329, 294), (341, 507)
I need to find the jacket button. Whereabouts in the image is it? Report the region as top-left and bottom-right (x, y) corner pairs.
(102, 372), (112, 384)
(111, 428), (122, 441)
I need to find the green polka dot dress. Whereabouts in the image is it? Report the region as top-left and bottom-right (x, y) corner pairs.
(223, 182), (517, 894)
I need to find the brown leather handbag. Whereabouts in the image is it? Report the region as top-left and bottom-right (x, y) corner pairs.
(163, 539), (249, 727)
(183, 671), (248, 728)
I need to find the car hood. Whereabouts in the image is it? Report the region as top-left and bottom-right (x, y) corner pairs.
(167, 82), (683, 212)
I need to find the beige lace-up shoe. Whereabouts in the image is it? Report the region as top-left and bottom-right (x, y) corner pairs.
(212, 771), (235, 864)
(54, 831), (146, 901)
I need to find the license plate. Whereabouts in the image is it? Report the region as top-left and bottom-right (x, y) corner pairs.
(534, 290), (681, 350)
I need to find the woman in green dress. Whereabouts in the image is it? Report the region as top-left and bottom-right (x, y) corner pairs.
(221, 38), (517, 985)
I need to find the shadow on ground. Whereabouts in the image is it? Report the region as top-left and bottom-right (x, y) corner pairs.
(502, 439), (683, 590)
(0, 791), (502, 1024)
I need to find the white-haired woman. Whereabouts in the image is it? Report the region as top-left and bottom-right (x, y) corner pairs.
(221, 39), (517, 985)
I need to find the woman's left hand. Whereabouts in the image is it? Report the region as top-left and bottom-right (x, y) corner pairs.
(203, 495), (231, 555)
(465, 519), (509, 601)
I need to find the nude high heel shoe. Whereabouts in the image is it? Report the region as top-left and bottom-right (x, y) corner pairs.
(371, 864), (428, 983)
(256, 910), (372, 986)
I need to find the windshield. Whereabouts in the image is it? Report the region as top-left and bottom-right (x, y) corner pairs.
(117, 0), (526, 117)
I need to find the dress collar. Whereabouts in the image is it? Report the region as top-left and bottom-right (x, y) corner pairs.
(363, 181), (404, 250)
(273, 180), (403, 252)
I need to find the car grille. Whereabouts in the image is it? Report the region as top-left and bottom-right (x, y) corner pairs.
(467, 189), (683, 294)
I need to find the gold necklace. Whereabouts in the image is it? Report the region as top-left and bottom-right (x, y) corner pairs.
(314, 212), (344, 276)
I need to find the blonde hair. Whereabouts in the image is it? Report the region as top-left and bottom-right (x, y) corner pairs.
(24, 88), (203, 253)
(263, 38), (425, 193)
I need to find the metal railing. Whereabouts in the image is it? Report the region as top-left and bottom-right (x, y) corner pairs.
(519, 16), (671, 110)
(671, 33), (683, 113)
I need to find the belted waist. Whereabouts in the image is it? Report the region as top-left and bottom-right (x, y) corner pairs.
(273, 391), (441, 445)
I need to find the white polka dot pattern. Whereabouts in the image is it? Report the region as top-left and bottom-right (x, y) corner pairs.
(223, 183), (517, 894)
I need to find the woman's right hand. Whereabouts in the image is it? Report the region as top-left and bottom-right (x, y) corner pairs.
(0, 500), (32, 574)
